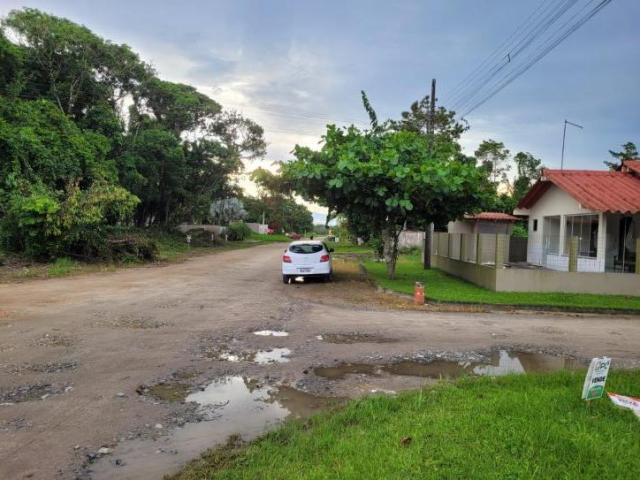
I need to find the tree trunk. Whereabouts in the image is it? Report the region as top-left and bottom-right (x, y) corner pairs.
(382, 225), (400, 279)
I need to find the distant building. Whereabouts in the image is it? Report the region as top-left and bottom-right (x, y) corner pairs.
(447, 212), (520, 236)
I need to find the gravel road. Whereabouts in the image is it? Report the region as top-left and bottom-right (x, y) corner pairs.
(1, 243), (639, 479)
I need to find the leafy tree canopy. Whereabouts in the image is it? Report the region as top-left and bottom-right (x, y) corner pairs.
(284, 123), (489, 277)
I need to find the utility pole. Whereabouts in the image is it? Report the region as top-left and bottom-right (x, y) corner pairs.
(423, 78), (436, 269)
(561, 119), (583, 170)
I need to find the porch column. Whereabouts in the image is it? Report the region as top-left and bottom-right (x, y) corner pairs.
(568, 236), (579, 272)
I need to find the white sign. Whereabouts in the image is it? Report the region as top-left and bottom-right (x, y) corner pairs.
(581, 357), (611, 401)
(607, 393), (640, 419)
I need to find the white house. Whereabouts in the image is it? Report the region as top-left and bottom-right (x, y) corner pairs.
(514, 160), (640, 272)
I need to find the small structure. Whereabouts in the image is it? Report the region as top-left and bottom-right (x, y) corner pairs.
(448, 212), (520, 235)
(514, 160), (640, 272)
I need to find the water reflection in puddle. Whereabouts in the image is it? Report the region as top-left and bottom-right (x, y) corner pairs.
(253, 330), (289, 337)
(91, 376), (335, 480)
(252, 348), (291, 364)
(315, 350), (582, 380)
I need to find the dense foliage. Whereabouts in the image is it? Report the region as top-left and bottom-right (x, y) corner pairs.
(0, 8), (266, 259)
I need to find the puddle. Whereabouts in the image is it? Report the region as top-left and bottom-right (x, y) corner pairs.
(318, 333), (395, 344)
(315, 350), (582, 381)
(252, 348), (291, 364)
(90, 377), (336, 480)
(253, 330), (289, 337)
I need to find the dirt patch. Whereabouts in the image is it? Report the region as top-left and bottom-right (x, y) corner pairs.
(95, 313), (168, 329)
(33, 333), (75, 347)
(143, 382), (191, 403)
(0, 383), (73, 403)
(0, 417), (33, 432)
(3, 360), (78, 375)
(318, 333), (396, 344)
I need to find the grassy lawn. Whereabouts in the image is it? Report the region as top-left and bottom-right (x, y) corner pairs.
(325, 241), (374, 255)
(171, 369), (640, 480)
(0, 231), (289, 283)
(365, 253), (640, 312)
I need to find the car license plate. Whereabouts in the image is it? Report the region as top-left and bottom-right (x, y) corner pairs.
(298, 268), (312, 273)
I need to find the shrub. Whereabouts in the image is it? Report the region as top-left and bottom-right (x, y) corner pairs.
(227, 222), (252, 241)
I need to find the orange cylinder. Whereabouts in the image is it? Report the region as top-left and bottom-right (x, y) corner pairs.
(414, 282), (425, 305)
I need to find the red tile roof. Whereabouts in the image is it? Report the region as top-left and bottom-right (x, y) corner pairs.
(624, 159), (640, 174)
(465, 212), (520, 222)
(518, 168), (640, 214)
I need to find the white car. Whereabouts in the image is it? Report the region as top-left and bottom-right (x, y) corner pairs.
(282, 240), (333, 284)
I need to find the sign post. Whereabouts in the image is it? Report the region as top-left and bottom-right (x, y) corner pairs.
(581, 357), (611, 401)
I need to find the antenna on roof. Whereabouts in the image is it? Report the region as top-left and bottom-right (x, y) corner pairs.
(561, 119), (584, 171)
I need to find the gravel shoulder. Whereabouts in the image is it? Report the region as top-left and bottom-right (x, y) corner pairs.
(1, 244), (639, 479)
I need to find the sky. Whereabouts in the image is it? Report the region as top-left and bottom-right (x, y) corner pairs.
(1, 0), (638, 222)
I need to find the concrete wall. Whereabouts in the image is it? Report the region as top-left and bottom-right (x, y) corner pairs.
(495, 268), (640, 296)
(398, 230), (425, 249)
(245, 223), (269, 234)
(432, 255), (497, 290)
(431, 231), (640, 295)
(177, 224), (226, 235)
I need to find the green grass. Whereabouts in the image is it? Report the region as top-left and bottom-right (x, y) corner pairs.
(365, 253), (640, 312)
(325, 241), (374, 254)
(46, 257), (80, 277)
(170, 370), (640, 480)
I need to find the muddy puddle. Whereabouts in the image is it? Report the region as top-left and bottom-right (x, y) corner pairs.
(315, 350), (582, 381)
(89, 377), (337, 480)
(253, 330), (289, 337)
(252, 348), (291, 364)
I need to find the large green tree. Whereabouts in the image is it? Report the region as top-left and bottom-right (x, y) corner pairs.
(284, 125), (488, 278)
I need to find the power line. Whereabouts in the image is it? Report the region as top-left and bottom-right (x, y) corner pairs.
(450, 0), (579, 112)
(447, 0), (547, 103)
(461, 0), (612, 117)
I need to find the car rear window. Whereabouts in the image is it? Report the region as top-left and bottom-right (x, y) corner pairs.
(289, 244), (323, 254)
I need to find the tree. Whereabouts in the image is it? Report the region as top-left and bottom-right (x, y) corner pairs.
(605, 142), (637, 170)
(284, 125), (489, 278)
(209, 198), (247, 225)
(0, 8), (268, 258)
(512, 152), (542, 202)
(3, 8), (150, 119)
(475, 140), (511, 186)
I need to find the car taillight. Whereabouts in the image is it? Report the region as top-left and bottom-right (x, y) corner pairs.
(282, 255), (292, 263)
(320, 254), (330, 262)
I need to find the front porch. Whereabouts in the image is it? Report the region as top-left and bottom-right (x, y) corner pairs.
(528, 212), (638, 273)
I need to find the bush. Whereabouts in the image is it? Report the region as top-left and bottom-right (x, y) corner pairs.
(106, 233), (158, 262)
(227, 222), (252, 241)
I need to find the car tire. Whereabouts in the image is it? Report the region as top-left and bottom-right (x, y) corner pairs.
(323, 273), (332, 283)
(282, 275), (290, 284)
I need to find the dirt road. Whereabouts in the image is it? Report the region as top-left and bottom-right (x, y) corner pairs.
(1, 243), (639, 479)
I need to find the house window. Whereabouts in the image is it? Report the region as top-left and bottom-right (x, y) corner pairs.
(564, 214), (599, 258)
(543, 216), (561, 254)
(532, 219), (538, 232)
